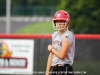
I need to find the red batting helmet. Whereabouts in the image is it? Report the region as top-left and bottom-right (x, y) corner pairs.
(52, 10), (70, 30)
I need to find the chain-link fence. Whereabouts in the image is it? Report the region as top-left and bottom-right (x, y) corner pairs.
(12, 6), (56, 16)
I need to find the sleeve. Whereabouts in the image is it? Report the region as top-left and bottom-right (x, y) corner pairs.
(63, 33), (74, 45)
(67, 33), (74, 45)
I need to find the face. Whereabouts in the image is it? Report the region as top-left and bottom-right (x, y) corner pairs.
(53, 20), (67, 30)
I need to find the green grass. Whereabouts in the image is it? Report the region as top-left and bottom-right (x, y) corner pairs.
(14, 22), (55, 34)
(73, 61), (100, 75)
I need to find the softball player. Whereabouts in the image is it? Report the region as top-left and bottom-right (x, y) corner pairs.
(46, 10), (75, 75)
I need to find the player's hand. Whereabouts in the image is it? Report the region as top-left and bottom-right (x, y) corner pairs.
(46, 74), (49, 75)
(46, 73), (50, 75)
(48, 44), (54, 52)
(45, 71), (50, 75)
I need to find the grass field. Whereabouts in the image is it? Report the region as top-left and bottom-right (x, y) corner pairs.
(14, 22), (55, 34)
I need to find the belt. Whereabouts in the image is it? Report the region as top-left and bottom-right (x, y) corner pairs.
(53, 64), (70, 67)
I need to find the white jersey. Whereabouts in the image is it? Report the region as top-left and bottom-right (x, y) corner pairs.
(51, 29), (75, 66)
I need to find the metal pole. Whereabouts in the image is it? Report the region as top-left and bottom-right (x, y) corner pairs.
(6, 0), (11, 34)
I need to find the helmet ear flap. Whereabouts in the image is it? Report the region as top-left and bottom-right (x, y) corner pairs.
(66, 21), (71, 30)
(64, 20), (69, 25)
(67, 21), (69, 25)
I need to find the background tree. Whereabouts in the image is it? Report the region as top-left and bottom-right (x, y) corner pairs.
(0, 0), (6, 16)
(57, 0), (100, 34)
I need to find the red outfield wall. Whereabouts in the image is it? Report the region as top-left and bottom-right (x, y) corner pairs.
(0, 34), (100, 39)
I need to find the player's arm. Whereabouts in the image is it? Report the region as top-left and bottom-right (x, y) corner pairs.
(48, 37), (70, 60)
(46, 52), (53, 75)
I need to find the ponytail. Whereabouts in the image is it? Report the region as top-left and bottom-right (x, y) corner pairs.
(68, 27), (71, 31)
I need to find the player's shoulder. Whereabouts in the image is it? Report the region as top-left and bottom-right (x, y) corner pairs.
(52, 31), (58, 36)
(65, 30), (74, 37)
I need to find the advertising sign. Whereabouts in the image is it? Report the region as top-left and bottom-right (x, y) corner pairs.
(0, 39), (34, 74)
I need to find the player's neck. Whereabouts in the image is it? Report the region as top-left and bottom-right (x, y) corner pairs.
(59, 28), (67, 35)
